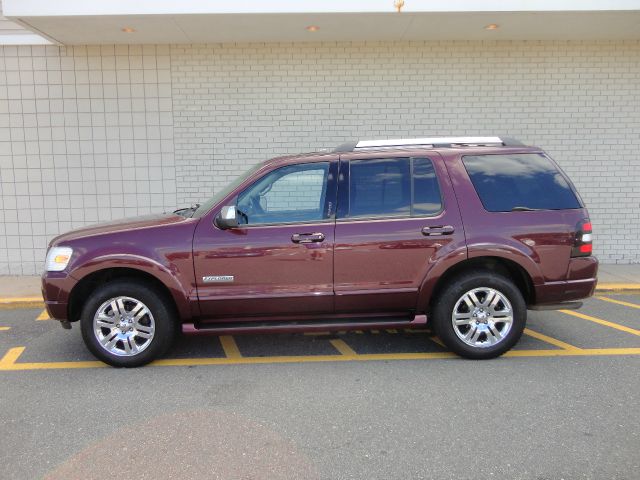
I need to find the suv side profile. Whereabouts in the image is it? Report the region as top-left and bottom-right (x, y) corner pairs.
(42, 136), (598, 367)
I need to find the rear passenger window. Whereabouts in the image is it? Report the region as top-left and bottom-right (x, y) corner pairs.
(412, 158), (443, 216)
(462, 153), (581, 212)
(345, 157), (442, 219)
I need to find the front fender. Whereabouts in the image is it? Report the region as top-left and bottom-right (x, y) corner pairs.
(69, 254), (194, 320)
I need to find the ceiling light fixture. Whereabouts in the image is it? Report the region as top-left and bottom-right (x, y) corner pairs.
(484, 24), (499, 30)
(121, 27), (136, 33)
(305, 25), (320, 32)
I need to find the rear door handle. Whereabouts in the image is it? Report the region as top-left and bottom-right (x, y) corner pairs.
(291, 232), (325, 243)
(421, 225), (455, 236)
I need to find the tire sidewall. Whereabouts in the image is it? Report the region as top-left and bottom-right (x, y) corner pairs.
(433, 272), (526, 359)
(80, 281), (176, 367)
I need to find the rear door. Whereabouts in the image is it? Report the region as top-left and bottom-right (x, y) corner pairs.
(333, 152), (466, 314)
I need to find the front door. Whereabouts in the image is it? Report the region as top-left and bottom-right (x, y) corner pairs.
(193, 159), (337, 320)
(334, 153), (465, 314)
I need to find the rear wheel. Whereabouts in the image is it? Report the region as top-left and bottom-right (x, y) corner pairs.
(80, 280), (177, 367)
(432, 271), (526, 359)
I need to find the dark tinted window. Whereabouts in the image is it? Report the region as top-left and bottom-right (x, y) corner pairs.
(349, 158), (410, 218)
(346, 157), (442, 218)
(462, 154), (581, 212)
(412, 158), (443, 216)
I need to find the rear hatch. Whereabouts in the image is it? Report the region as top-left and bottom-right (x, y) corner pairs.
(454, 150), (593, 283)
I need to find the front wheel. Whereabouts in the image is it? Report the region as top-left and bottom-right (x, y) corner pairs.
(431, 271), (526, 359)
(80, 281), (177, 367)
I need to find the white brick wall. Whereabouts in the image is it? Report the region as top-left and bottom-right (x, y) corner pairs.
(1, 40), (639, 273)
(0, 44), (176, 274)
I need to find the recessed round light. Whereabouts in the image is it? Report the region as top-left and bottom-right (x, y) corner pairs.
(305, 25), (320, 32)
(121, 27), (136, 33)
(484, 24), (499, 30)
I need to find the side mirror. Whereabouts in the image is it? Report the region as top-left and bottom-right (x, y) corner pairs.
(215, 205), (239, 229)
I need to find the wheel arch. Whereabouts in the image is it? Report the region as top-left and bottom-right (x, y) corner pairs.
(421, 256), (536, 315)
(67, 267), (189, 323)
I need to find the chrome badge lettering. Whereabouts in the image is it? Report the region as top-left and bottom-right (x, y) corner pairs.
(202, 275), (234, 283)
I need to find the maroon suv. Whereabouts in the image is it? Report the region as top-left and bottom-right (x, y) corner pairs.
(42, 136), (598, 367)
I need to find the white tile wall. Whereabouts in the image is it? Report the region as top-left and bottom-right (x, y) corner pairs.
(0, 44), (176, 274)
(0, 40), (639, 273)
(171, 41), (640, 265)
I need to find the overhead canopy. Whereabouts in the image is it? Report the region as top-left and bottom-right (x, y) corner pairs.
(3, 0), (640, 45)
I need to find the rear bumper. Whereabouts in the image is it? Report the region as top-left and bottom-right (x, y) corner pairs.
(41, 271), (77, 321)
(532, 256), (598, 306)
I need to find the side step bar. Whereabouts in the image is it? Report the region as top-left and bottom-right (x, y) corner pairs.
(528, 301), (583, 311)
(182, 314), (427, 335)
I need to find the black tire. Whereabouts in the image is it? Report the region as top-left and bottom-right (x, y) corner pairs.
(80, 280), (177, 367)
(431, 270), (526, 359)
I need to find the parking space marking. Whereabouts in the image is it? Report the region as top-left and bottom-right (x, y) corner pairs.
(219, 335), (242, 358)
(2, 345), (640, 371)
(560, 310), (640, 336)
(330, 339), (358, 356)
(0, 297), (42, 304)
(0, 301), (44, 311)
(36, 310), (50, 321)
(0, 327), (10, 331)
(595, 283), (640, 293)
(0, 347), (106, 370)
(595, 296), (640, 310)
(523, 328), (581, 351)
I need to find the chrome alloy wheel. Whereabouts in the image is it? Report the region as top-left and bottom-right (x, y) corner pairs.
(451, 287), (513, 348)
(93, 296), (155, 357)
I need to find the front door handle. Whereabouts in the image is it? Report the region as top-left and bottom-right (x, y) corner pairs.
(421, 225), (455, 236)
(291, 232), (325, 243)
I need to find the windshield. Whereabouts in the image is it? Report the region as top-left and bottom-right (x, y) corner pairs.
(191, 163), (264, 218)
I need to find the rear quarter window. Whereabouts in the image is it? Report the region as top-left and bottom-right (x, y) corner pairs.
(462, 153), (581, 212)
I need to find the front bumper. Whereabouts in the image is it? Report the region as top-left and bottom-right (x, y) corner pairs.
(41, 271), (77, 321)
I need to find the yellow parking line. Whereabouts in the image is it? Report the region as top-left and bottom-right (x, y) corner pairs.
(504, 348), (640, 358)
(0, 296), (42, 304)
(219, 335), (242, 358)
(429, 336), (446, 348)
(596, 283), (640, 292)
(2, 345), (640, 371)
(595, 296), (640, 310)
(560, 310), (640, 337)
(523, 328), (581, 351)
(36, 310), (50, 321)
(0, 301), (44, 310)
(330, 339), (358, 356)
(0, 327), (10, 331)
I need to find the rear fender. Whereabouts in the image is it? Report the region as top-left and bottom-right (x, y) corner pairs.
(417, 245), (543, 312)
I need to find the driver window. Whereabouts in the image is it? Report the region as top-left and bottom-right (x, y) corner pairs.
(237, 162), (330, 225)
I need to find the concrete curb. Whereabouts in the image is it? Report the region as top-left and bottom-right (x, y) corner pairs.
(1, 284), (639, 309)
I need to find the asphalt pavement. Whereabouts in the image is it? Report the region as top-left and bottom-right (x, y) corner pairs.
(0, 294), (639, 479)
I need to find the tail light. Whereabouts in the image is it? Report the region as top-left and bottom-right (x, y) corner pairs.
(571, 220), (592, 257)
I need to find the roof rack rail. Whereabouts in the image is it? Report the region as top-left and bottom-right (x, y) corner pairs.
(333, 136), (525, 152)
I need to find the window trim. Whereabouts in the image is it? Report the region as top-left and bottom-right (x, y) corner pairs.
(336, 156), (445, 222)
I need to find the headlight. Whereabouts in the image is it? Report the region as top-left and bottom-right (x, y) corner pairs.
(45, 247), (73, 272)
